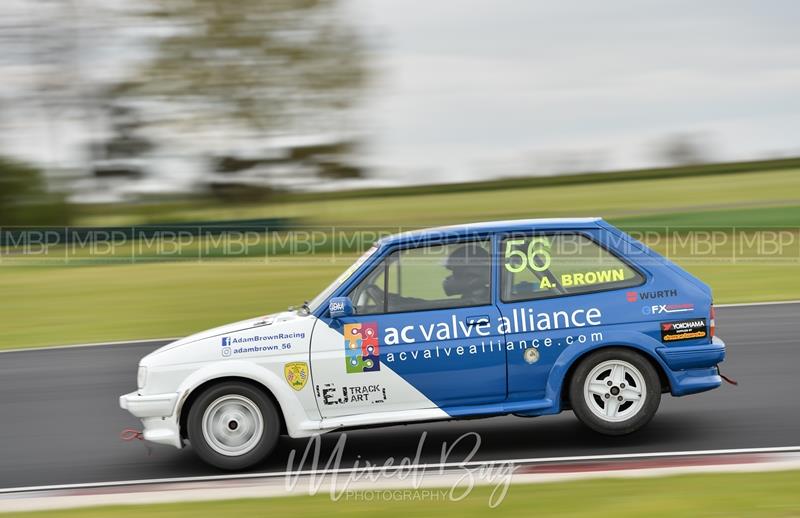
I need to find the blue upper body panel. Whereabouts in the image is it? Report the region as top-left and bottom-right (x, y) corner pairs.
(312, 217), (725, 417)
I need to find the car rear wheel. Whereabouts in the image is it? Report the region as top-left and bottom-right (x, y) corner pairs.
(187, 381), (280, 470)
(569, 348), (661, 435)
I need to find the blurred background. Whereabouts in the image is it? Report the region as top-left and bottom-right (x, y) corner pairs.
(2, 0), (800, 207)
(1, 0), (799, 348)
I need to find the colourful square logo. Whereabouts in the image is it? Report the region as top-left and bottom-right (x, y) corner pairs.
(344, 322), (380, 373)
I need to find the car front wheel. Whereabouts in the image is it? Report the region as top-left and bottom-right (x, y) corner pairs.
(569, 348), (661, 435)
(187, 381), (280, 470)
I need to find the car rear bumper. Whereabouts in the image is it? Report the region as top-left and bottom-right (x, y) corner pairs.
(657, 336), (726, 396)
(119, 391), (183, 449)
(657, 336), (726, 370)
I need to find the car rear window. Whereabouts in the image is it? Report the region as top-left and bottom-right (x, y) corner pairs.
(501, 233), (644, 302)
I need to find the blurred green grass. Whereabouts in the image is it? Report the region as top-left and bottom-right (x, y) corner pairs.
(2, 167), (799, 349)
(3, 470), (800, 517)
(613, 205), (800, 230)
(0, 261), (344, 349)
(73, 168), (800, 227)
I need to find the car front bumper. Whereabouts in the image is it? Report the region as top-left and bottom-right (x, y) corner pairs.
(119, 391), (183, 449)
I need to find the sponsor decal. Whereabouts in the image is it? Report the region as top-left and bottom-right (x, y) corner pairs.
(344, 322), (380, 373)
(221, 332), (305, 346)
(660, 319), (708, 342)
(316, 383), (387, 405)
(383, 307), (602, 345)
(220, 331), (303, 357)
(284, 362), (309, 391)
(524, 348), (540, 364)
(643, 303), (694, 315)
(340, 307), (603, 368)
(627, 289), (678, 302)
(385, 331), (604, 363)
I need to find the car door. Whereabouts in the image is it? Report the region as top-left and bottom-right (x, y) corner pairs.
(496, 230), (645, 401)
(310, 238), (507, 418)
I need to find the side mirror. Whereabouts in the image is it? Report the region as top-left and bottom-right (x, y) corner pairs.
(329, 296), (354, 318)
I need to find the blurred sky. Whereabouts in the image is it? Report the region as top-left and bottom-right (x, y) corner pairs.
(1, 0), (799, 187)
(349, 0), (800, 182)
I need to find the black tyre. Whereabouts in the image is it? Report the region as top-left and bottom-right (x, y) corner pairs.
(569, 348), (661, 435)
(187, 381), (280, 470)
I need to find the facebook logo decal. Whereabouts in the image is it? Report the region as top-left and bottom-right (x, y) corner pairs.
(221, 337), (231, 346)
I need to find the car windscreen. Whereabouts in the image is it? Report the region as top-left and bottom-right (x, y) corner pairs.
(307, 245), (379, 313)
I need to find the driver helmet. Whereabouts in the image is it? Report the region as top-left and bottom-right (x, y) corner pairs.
(442, 243), (490, 298)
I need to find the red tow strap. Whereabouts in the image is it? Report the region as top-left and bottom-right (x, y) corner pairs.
(718, 366), (739, 386)
(120, 428), (152, 456)
(120, 428), (144, 441)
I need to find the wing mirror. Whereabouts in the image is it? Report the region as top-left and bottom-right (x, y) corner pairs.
(329, 296), (354, 318)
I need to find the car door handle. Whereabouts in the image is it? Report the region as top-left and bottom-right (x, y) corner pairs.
(465, 315), (490, 326)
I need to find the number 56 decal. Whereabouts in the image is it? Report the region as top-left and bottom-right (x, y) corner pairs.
(504, 237), (552, 273)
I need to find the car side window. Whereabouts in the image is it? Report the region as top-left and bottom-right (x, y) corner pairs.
(501, 233), (643, 302)
(349, 240), (492, 314)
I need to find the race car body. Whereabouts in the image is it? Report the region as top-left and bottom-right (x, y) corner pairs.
(120, 218), (726, 469)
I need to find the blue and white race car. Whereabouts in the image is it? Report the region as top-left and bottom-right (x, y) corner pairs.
(120, 218), (726, 469)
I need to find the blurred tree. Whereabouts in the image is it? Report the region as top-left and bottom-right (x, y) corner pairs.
(0, 0), (367, 203)
(123, 0), (365, 128)
(656, 134), (710, 166)
(112, 0), (368, 199)
(207, 139), (363, 201)
(89, 104), (154, 180)
(0, 157), (72, 225)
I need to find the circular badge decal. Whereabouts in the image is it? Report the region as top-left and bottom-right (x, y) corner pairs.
(524, 348), (539, 364)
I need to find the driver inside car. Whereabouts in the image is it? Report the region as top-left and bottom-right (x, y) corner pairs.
(441, 242), (491, 306)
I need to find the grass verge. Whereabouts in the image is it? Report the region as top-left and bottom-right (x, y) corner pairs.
(71, 168), (800, 227)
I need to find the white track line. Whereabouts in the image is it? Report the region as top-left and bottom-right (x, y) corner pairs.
(2, 445), (800, 495)
(2, 299), (799, 354)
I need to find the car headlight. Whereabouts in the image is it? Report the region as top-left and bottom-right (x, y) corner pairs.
(137, 365), (148, 391)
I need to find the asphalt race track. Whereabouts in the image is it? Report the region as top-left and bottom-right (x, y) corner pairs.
(1, 303), (798, 490)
